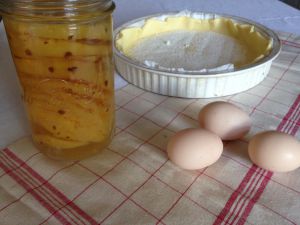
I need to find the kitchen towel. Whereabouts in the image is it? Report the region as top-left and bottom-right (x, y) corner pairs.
(0, 31), (299, 225)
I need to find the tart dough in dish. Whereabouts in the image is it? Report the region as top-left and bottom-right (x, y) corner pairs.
(116, 12), (272, 72)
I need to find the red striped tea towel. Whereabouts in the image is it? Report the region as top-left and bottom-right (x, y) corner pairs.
(1, 31), (300, 225)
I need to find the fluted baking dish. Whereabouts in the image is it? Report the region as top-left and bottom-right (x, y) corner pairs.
(114, 12), (281, 98)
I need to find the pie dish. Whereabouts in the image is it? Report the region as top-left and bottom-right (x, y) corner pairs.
(113, 12), (281, 98)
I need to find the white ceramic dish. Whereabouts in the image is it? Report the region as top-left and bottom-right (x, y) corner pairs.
(113, 12), (281, 98)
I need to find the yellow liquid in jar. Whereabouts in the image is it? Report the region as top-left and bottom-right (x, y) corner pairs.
(4, 16), (115, 160)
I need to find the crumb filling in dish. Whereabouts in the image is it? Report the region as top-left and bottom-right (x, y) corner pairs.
(129, 30), (247, 71)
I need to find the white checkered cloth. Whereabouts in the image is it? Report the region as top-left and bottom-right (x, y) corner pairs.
(0, 31), (299, 225)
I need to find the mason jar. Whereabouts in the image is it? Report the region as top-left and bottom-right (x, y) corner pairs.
(0, 0), (116, 160)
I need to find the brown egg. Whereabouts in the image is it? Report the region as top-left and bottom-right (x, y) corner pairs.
(248, 131), (300, 172)
(198, 101), (251, 140)
(167, 128), (223, 170)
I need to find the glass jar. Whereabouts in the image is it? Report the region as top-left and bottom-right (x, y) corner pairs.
(0, 0), (115, 160)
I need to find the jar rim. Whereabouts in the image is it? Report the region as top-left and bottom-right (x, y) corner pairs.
(0, 0), (114, 21)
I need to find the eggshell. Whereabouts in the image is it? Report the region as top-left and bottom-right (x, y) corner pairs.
(198, 101), (251, 140)
(248, 131), (300, 172)
(167, 128), (223, 170)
